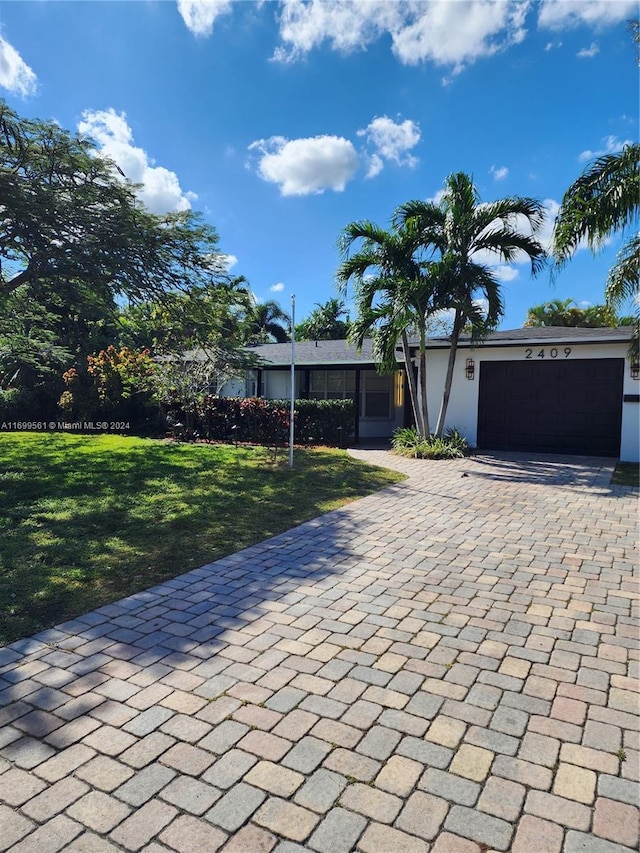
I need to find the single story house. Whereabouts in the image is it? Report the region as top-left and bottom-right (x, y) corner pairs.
(222, 338), (405, 442)
(224, 327), (639, 461)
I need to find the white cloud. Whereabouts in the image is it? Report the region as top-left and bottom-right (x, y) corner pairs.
(0, 35), (37, 96)
(493, 265), (520, 281)
(248, 134), (359, 196)
(391, 0), (529, 72)
(365, 153), (384, 179)
(538, 0), (638, 30)
(358, 115), (420, 177)
(579, 134), (632, 161)
(274, 0), (529, 74)
(78, 108), (196, 214)
(577, 41), (599, 58)
(177, 0), (233, 37)
(427, 189), (447, 205)
(248, 115), (421, 193)
(219, 254), (238, 271)
(270, 282), (285, 292)
(273, 0), (398, 61)
(529, 197), (557, 252)
(175, 0), (635, 77)
(490, 165), (509, 181)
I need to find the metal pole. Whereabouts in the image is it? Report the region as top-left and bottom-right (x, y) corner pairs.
(289, 294), (295, 469)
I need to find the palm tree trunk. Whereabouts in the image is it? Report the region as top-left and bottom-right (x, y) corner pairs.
(400, 330), (423, 436)
(435, 309), (463, 438)
(418, 324), (430, 438)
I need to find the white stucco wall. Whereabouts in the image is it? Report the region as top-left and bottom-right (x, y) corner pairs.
(218, 377), (245, 397)
(262, 370), (301, 399)
(621, 394), (639, 463)
(423, 341), (639, 462)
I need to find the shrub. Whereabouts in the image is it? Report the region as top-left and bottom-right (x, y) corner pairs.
(0, 385), (61, 423)
(286, 399), (355, 446)
(0, 387), (21, 421)
(87, 346), (156, 405)
(59, 347), (160, 430)
(443, 427), (469, 453)
(391, 427), (426, 456)
(392, 426), (469, 459)
(169, 397), (356, 447)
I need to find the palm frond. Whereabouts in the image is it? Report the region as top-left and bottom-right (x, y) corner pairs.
(606, 232), (640, 308)
(474, 228), (547, 275)
(552, 143), (640, 265)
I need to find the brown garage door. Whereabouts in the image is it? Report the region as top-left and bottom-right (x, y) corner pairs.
(477, 358), (624, 456)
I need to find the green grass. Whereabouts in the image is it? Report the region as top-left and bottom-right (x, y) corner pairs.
(611, 462), (640, 488)
(0, 433), (403, 645)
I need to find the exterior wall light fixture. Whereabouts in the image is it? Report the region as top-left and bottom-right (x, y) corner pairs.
(394, 370), (405, 408)
(465, 358), (475, 380)
(631, 361), (640, 380)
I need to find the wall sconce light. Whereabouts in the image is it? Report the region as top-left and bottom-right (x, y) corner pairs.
(465, 358), (475, 380)
(394, 370), (405, 408)
(631, 361), (640, 380)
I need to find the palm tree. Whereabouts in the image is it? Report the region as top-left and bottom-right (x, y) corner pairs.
(336, 220), (451, 437)
(524, 298), (628, 328)
(551, 142), (640, 319)
(296, 298), (350, 341)
(524, 297), (579, 327)
(397, 173), (546, 436)
(242, 298), (290, 344)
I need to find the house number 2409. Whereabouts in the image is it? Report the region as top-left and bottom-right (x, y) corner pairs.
(524, 347), (572, 359)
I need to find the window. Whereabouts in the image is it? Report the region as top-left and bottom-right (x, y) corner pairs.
(245, 370), (257, 398)
(361, 371), (391, 419)
(309, 370), (356, 400)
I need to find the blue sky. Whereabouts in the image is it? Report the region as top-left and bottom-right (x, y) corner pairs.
(0, 0), (637, 330)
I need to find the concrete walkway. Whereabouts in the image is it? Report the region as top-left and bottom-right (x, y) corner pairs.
(0, 450), (638, 852)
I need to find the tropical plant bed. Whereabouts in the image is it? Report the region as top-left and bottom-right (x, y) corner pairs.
(391, 427), (470, 459)
(0, 433), (403, 645)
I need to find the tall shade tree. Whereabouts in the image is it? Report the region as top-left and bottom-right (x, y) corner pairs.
(337, 220), (453, 437)
(0, 100), (225, 302)
(0, 100), (253, 419)
(397, 173), (546, 436)
(551, 142), (640, 325)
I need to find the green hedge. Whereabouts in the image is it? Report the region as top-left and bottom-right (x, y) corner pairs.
(171, 397), (356, 446)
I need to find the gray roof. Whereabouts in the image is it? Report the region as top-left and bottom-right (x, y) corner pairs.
(412, 326), (636, 349)
(247, 338), (382, 367)
(250, 327), (634, 367)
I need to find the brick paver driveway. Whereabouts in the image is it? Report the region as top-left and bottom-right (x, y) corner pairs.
(0, 450), (638, 852)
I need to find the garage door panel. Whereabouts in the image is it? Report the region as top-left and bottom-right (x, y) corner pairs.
(478, 358), (623, 457)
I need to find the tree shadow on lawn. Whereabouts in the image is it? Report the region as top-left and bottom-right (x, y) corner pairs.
(0, 458), (416, 758)
(0, 434), (401, 645)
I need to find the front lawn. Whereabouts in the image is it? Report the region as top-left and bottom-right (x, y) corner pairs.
(0, 433), (403, 645)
